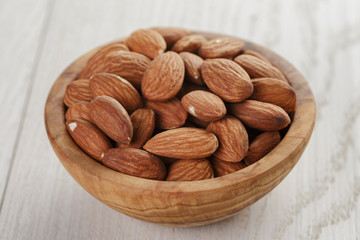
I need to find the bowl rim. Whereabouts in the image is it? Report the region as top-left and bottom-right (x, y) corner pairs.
(45, 31), (316, 196)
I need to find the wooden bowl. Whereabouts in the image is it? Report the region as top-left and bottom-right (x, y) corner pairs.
(45, 31), (316, 227)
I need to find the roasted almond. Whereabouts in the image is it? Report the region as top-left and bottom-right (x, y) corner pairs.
(144, 127), (218, 159)
(142, 51), (185, 101)
(199, 37), (244, 59)
(201, 58), (253, 102)
(102, 148), (166, 180)
(151, 27), (190, 48)
(166, 159), (213, 181)
(89, 73), (142, 113)
(229, 100), (291, 131)
(145, 98), (187, 129)
(206, 116), (248, 162)
(171, 34), (207, 53)
(125, 29), (166, 59)
(63, 79), (92, 107)
(117, 108), (155, 149)
(65, 101), (90, 121)
(181, 90), (226, 122)
(234, 54), (287, 83)
(211, 156), (246, 177)
(89, 96), (133, 144)
(66, 119), (112, 161)
(179, 52), (204, 86)
(242, 50), (271, 64)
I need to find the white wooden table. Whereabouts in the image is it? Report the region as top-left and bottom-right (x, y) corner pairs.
(1, 0), (359, 239)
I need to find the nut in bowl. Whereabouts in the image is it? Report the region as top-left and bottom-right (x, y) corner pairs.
(45, 27), (316, 227)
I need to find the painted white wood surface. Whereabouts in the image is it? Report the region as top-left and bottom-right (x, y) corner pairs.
(0, 0), (359, 239)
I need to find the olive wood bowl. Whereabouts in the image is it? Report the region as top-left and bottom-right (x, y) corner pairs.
(45, 31), (316, 227)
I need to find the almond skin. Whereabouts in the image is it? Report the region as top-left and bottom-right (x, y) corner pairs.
(180, 52), (204, 86)
(234, 54), (287, 83)
(144, 127), (218, 159)
(66, 119), (112, 161)
(151, 27), (190, 48)
(102, 148), (166, 180)
(89, 96), (133, 144)
(172, 34), (207, 53)
(244, 131), (281, 165)
(199, 37), (245, 59)
(117, 108), (155, 149)
(125, 29), (166, 59)
(211, 156), (246, 177)
(89, 73), (142, 113)
(206, 116), (248, 162)
(63, 79), (92, 107)
(65, 101), (90, 121)
(229, 100), (291, 131)
(78, 43), (129, 79)
(142, 51), (185, 101)
(166, 159), (213, 181)
(181, 90), (226, 122)
(250, 78), (296, 113)
(201, 58), (253, 102)
(145, 98), (187, 129)
(242, 50), (271, 64)
(103, 51), (151, 87)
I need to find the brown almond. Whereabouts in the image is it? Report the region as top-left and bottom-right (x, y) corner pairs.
(181, 90), (226, 122)
(142, 51), (185, 101)
(144, 127), (218, 159)
(151, 27), (190, 48)
(244, 131), (281, 165)
(102, 148), (166, 180)
(166, 159), (213, 181)
(66, 119), (112, 161)
(201, 58), (253, 102)
(234, 54), (287, 83)
(242, 50), (271, 64)
(179, 52), (204, 86)
(211, 156), (246, 177)
(251, 78), (296, 113)
(125, 29), (166, 59)
(63, 79), (92, 107)
(145, 98), (187, 129)
(172, 34), (207, 53)
(89, 73), (142, 113)
(89, 96), (133, 144)
(103, 51), (151, 87)
(65, 101), (90, 121)
(199, 37), (244, 59)
(206, 116), (248, 162)
(229, 100), (291, 131)
(117, 108), (155, 149)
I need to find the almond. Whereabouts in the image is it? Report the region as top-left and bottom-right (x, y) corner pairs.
(151, 27), (190, 48)
(181, 90), (226, 122)
(103, 51), (151, 87)
(206, 116), (248, 162)
(166, 159), (213, 181)
(63, 79), (92, 107)
(145, 98), (187, 129)
(171, 34), (207, 53)
(65, 101), (90, 121)
(179, 52), (204, 86)
(142, 51), (185, 101)
(251, 78), (296, 113)
(66, 119), (112, 161)
(125, 29), (166, 59)
(211, 156), (246, 177)
(102, 148), (166, 180)
(117, 108), (155, 149)
(234, 54), (287, 83)
(201, 58), (253, 102)
(89, 73), (142, 113)
(89, 96), (133, 144)
(229, 100), (291, 131)
(244, 131), (281, 165)
(199, 37), (244, 59)
(144, 127), (218, 159)
(78, 43), (129, 79)
(242, 50), (271, 64)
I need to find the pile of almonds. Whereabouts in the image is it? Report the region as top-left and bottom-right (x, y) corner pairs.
(64, 27), (296, 181)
